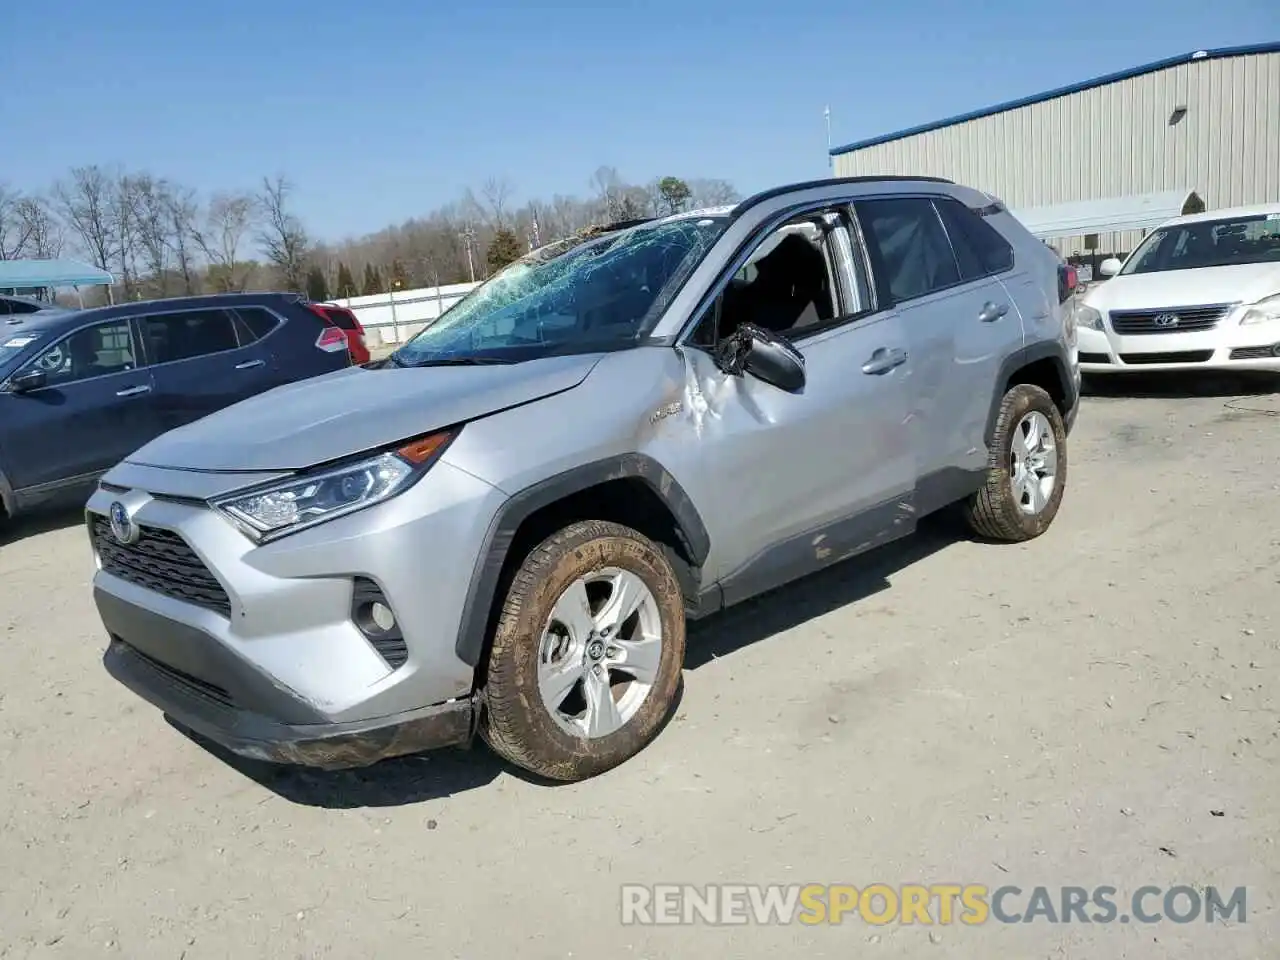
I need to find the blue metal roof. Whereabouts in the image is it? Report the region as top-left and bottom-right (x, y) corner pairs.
(830, 42), (1280, 157)
(0, 258), (114, 289)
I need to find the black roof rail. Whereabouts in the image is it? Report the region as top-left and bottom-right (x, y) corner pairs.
(732, 175), (956, 217)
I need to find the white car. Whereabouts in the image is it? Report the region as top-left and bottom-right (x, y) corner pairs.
(1076, 202), (1280, 374)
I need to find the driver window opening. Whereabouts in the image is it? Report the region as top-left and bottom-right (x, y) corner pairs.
(692, 211), (851, 347)
(22, 322), (136, 386)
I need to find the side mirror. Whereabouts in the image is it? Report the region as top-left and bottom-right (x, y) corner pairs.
(1098, 258), (1123, 278)
(7, 368), (46, 393)
(714, 323), (806, 393)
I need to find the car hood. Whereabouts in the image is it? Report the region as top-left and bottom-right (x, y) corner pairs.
(126, 353), (605, 472)
(1084, 263), (1280, 312)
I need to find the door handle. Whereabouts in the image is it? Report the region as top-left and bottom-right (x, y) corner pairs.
(861, 347), (909, 375)
(115, 385), (151, 398)
(235, 359), (266, 370)
(979, 301), (1010, 323)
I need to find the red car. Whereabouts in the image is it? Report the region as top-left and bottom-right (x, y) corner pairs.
(305, 303), (372, 365)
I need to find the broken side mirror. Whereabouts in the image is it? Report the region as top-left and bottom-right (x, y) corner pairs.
(714, 323), (806, 393)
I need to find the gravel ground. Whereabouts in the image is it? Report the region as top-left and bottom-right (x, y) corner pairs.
(1, 375), (1278, 959)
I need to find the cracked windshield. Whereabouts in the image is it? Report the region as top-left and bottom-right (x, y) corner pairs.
(390, 214), (728, 365)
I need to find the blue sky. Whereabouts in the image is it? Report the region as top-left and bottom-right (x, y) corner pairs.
(5, 0), (1276, 242)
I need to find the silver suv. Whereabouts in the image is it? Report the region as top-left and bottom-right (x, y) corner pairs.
(88, 177), (1081, 782)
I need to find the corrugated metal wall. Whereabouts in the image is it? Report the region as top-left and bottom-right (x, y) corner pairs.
(832, 51), (1280, 256)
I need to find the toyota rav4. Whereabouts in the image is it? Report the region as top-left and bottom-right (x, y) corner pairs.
(87, 177), (1081, 782)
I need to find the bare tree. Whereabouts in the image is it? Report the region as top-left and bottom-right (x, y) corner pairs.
(589, 166), (626, 221)
(480, 176), (514, 229)
(17, 197), (64, 259)
(192, 192), (256, 292)
(256, 175), (309, 292)
(165, 187), (200, 295)
(0, 185), (36, 259)
(53, 166), (118, 273)
(130, 175), (176, 297)
(687, 178), (741, 208)
(113, 173), (144, 298)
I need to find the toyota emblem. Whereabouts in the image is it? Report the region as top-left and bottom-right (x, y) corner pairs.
(1153, 313), (1180, 328)
(108, 501), (139, 545)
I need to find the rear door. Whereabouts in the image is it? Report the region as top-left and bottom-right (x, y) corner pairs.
(931, 196), (1028, 467)
(2, 317), (158, 491)
(140, 307), (277, 432)
(853, 195), (1023, 504)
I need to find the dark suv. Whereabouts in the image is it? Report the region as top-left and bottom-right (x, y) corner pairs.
(0, 292), (350, 520)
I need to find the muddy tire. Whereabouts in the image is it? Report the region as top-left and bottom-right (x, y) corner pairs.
(480, 519), (686, 782)
(964, 383), (1067, 542)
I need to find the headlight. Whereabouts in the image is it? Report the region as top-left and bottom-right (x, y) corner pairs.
(1075, 304), (1104, 330)
(213, 430), (456, 540)
(1239, 294), (1280, 325)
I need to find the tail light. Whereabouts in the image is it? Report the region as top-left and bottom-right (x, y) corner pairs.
(1057, 263), (1078, 304)
(315, 326), (349, 352)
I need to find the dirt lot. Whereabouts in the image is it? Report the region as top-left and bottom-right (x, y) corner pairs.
(2, 375), (1278, 959)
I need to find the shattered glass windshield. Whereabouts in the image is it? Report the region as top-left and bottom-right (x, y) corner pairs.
(391, 214), (729, 366)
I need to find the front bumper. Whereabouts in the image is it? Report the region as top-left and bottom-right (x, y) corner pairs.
(1077, 323), (1280, 373)
(88, 456), (507, 768)
(104, 635), (475, 769)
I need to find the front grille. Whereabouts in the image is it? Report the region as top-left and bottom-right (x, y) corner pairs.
(1078, 352), (1111, 364)
(91, 516), (232, 617)
(1108, 303), (1233, 335)
(1229, 345), (1280, 360)
(1119, 350), (1214, 365)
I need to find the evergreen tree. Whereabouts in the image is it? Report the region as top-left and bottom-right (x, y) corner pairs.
(486, 228), (523, 273)
(335, 262), (358, 298)
(305, 265), (329, 302)
(362, 262), (385, 296)
(657, 176), (692, 215)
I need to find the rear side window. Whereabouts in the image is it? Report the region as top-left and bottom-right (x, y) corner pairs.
(934, 197), (1015, 277)
(141, 310), (239, 364)
(855, 197), (960, 302)
(233, 307), (283, 343)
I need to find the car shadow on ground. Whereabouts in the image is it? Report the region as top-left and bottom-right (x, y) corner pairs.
(1082, 370), (1278, 400)
(0, 505), (86, 545)
(209, 513), (966, 808)
(684, 513), (961, 669)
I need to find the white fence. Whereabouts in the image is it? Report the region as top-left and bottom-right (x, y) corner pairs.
(327, 280), (481, 345)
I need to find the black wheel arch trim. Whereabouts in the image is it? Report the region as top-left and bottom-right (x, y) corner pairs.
(986, 341), (1077, 445)
(0, 462), (14, 518)
(454, 453), (711, 668)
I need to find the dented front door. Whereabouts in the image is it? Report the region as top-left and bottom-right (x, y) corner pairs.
(677, 310), (915, 597)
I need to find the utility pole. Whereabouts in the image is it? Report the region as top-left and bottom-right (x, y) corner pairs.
(460, 223), (477, 282)
(824, 105), (833, 174)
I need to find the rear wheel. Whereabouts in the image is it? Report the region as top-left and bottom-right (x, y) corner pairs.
(964, 383), (1067, 542)
(480, 520), (686, 782)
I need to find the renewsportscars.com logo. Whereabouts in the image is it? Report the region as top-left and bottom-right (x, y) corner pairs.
(620, 884), (1248, 926)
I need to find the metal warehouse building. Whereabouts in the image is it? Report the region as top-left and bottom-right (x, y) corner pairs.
(830, 42), (1280, 259)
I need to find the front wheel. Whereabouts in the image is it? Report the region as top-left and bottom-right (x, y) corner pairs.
(963, 383), (1068, 542)
(480, 520), (687, 782)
